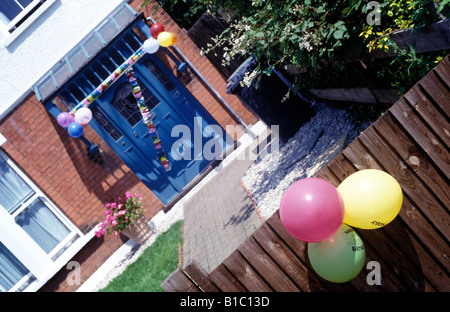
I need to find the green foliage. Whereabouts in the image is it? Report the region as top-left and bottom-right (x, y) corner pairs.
(144, 0), (448, 100)
(360, 0), (435, 53)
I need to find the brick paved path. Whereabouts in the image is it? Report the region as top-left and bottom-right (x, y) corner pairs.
(182, 156), (263, 273)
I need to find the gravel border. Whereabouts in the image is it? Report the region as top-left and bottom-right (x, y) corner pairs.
(242, 102), (372, 220)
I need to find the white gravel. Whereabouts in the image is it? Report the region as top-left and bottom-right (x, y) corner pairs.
(242, 102), (372, 220)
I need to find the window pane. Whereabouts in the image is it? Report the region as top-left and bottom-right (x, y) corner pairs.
(91, 107), (123, 142)
(15, 198), (70, 254)
(0, 1), (22, 23)
(112, 81), (159, 128)
(0, 156), (35, 214)
(0, 242), (29, 292)
(18, 0), (33, 8)
(143, 58), (176, 92)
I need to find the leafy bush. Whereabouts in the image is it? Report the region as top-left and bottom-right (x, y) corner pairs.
(145, 0), (449, 96)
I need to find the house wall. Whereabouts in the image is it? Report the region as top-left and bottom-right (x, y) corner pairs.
(0, 0), (124, 119)
(0, 0), (257, 292)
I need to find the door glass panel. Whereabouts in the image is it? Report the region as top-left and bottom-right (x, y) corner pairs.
(0, 242), (29, 292)
(91, 107), (123, 142)
(142, 58), (176, 92)
(0, 156), (35, 214)
(15, 198), (71, 254)
(111, 81), (159, 128)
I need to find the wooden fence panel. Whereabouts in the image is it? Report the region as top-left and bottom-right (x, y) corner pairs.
(162, 56), (450, 292)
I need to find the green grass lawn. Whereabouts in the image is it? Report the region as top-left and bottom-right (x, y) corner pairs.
(99, 220), (183, 292)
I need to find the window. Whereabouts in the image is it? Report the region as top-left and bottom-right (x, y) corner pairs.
(0, 151), (80, 291)
(0, 242), (30, 292)
(0, 0), (40, 33)
(0, 0), (57, 46)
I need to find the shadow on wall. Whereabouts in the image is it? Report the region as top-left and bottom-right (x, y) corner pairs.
(45, 109), (149, 230)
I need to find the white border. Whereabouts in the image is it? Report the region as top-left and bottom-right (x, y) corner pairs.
(0, 133), (6, 146)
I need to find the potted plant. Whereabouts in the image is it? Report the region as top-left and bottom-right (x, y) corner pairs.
(95, 191), (153, 245)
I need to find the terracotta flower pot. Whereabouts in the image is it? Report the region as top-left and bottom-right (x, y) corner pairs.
(122, 214), (153, 245)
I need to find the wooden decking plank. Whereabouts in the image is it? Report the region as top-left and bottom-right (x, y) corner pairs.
(326, 155), (411, 291)
(252, 223), (329, 292)
(343, 138), (450, 274)
(315, 166), (341, 187)
(373, 113), (450, 209)
(418, 71), (450, 119)
(358, 125), (450, 242)
(237, 236), (301, 292)
(222, 249), (273, 292)
(432, 56), (450, 89)
(390, 98), (450, 178)
(208, 264), (246, 292)
(183, 260), (220, 292)
(266, 206), (360, 292)
(404, 86), (450, 148)
(383, 217), (450, 291)
(266, 212), (309, 262)
(161, 268), (201, 292)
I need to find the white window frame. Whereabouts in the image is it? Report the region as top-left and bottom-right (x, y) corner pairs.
(0, 150), (85, 292)
(1, 0), (58, 47)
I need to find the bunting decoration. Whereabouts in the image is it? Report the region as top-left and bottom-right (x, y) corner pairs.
(127, 68), (171, 171)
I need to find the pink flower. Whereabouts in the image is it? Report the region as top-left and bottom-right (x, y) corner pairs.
(95, 228), (106, 237)
(112, 220), (118, 226)
(118, 204), (123, 210)
(118, 210), (126, 216)
(111, 202), (117, 209)
(125, 191), (132, 199)
(106, 215), (115, 224)
(105, 203), (111, 209)
(104, 210), (112, 216)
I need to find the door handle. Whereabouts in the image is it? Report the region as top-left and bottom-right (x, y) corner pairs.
(134, 131), (138, 137)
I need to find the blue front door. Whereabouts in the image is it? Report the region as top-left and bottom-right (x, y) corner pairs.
(89, 53), (230, 205)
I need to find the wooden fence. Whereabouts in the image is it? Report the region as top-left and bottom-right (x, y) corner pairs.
(161, 55), (450, 292)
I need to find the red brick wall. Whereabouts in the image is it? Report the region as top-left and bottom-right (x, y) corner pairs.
(0, 0), (258, 292)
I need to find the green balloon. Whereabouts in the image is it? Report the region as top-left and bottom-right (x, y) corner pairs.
(307, 224), (365, 283)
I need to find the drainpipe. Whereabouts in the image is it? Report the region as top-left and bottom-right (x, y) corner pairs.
(146, 17), (256, 139)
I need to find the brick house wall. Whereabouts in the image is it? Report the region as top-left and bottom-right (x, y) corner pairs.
(0, 0), (257, 292)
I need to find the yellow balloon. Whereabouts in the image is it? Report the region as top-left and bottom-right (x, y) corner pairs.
(157, 31), (176, 47)
(168, 32), (177, 46)
(337, 169), (403, 229)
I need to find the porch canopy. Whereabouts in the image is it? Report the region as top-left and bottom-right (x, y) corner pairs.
(33, 3), (147, 112)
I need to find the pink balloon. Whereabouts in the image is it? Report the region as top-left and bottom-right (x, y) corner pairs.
(57, 112), (74, 128)
(280, 178), (344, 242)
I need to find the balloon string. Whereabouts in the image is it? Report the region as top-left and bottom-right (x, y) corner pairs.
(127, 67), (171, 172)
